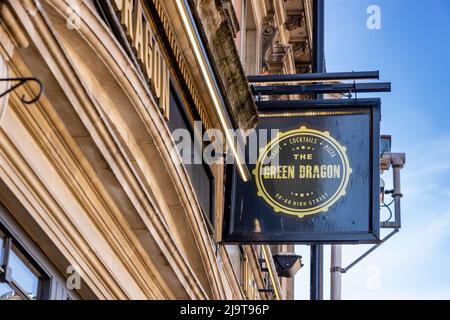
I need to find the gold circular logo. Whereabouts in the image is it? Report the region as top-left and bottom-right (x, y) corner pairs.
(253, 126), (352, 218)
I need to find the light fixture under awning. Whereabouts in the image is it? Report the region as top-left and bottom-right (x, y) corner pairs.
(174, 0), (250, 182)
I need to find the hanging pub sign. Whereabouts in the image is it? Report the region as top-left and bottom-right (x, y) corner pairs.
(222, 99), (381, 244)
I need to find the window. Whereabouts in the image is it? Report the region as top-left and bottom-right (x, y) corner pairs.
(0, 231), (4, 263)
(238, 0), (260, 75)
(0, 229), (47, 300)
(242, 250), (261, 300)
(0, 203), (82, 300)
(168, 83), (216, 232)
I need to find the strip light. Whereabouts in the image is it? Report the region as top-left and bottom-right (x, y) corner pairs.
(259, 110), (366, 118)
(250, 80), (340, 86)
(175, 0), (250, 181)
(262, 245), (282, 300)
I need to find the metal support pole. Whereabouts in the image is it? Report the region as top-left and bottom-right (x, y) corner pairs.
(381, 153), (405, 228)
(310, 245), (323, 300)
(330, 245), (342, 300)
(310, 0), (325, 301)
(313, 0), (325, 75)
(391, 154), (404, 228)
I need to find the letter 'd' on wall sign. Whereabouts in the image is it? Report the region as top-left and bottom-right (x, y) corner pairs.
(222, 99), (381, 244)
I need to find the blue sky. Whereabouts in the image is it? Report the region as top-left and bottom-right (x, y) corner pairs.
(295, 0), (450, 300)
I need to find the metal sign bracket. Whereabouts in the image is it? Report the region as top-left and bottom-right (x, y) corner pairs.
(0, 77), (43, 105)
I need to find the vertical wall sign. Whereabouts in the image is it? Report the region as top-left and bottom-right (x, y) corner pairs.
(109, 0), (171, 120)
(222, 99), (381, 244)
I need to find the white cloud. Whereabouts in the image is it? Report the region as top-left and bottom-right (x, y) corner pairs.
(295, 135), (450, 300)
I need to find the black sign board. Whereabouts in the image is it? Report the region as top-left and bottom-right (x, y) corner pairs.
(222, 99), (381, 244)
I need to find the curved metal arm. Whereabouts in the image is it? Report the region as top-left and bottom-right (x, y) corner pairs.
(0, 77), (43, 104)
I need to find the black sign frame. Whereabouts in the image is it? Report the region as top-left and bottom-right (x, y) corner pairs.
(221, 98), (381, 244)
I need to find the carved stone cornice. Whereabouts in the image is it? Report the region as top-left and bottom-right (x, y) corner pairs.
(291, 39), (310, 57)
(188, 0), (258, 132)
(285, 11), (305, 31)
(144, 0), (213, 133)
(262, 23), (278, 67)
(222, 0), (240, 37)
(1, 0), (231, 300)
(263, 43), (292, 74)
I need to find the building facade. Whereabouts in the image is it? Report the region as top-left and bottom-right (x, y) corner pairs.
(0, 0), (312, 300)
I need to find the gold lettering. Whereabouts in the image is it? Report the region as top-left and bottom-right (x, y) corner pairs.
(121, 0), (134, 39)
(334, 165), (340, 178)
(132, 0), (144, 64)
(262, 166), (295, 179)
(286, 165), (295, 179)
(313, 166), (320, 178)
(160, 64), (170, 120)
(112, 0), (123, 11)
(305, 166), (312, 178)
(115, 0), (171, 121)
(299, 165), (305, 178)
(321, 165), (327, 178)
(270, 166), (277, 178)
(152, 43), (162, 98)
(298, 165), (341, 179)
(294, 154), (313, 160)
(144, 22), (153, 79)
(263, 166), (270, 179)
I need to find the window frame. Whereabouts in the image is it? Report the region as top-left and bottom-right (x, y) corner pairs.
(0, 223), (50, 300)
(168, 81), (217, 234)
(0, 202), (80, 300)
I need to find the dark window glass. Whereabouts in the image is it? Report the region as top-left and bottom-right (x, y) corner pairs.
(167, 85), (215, 229)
